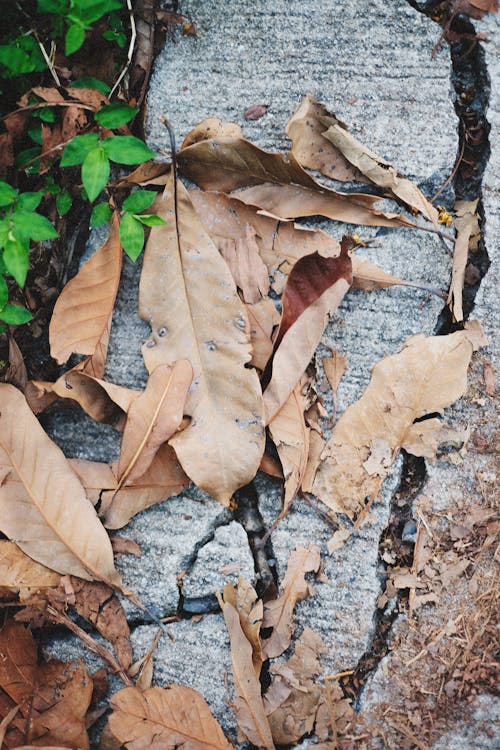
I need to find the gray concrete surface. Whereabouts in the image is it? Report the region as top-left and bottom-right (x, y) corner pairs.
(42, 1), (499, 747)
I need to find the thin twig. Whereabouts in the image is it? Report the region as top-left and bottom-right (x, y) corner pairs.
(35, 34), (60, 86)
(110, 0), (137, 98)
(431, 137), (466, 203)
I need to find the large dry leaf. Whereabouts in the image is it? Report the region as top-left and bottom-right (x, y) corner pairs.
(286, 94), (366, 182)
(0, 541), (60, 600)
(49, 212), (122, 364)
(447, 199), (480, 322)
(221, 599), (275, 749)
(320, 116), (439, 226)
(222, 579), (264, 677)
(268, 377), (311, 514)
(117, 361), (192, 486)
(313, 332), (475, 519)
(108, 685), (235, 750)
(179, 132), (414, 228)
(264, 628), (324, 745)
(263, 243), (353, 422)
(219, 225), (270, 304)
(138, 171), (264, 504)
(70, 445), (189, 529)
(0, 621), (92, 750)
(262, 545), (321, 659)
(0, 383), (121, 585)
(246, 298), (280, 371)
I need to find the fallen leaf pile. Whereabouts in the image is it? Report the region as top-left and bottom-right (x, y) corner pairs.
(0, 94), (490, 748)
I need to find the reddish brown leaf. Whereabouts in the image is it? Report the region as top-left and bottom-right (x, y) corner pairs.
(5, 337), (27, 390)
(244, 104), (269, 121)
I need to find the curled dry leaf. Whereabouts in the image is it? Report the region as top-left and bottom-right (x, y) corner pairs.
(117, 360), (192, 486)
(0, 383), (121, 585)
(49, 212), (122, 366)
(448, 199), (480, 322)
(313, 331), (475, 519)
(268, 376), (311, 515)
(220, 598), (275, 749)
(286, 94), (366, 182)
(262, 545), (321, 659)
(246, 298), (280, 371)
(264, 628), (324, 745)
(138, 171), (264, 504)
(0, 621), (92, 750)
(222, 579), (264, 677)
(108, 685), (235, 750)
(219, 224), (270, 304)
(70, 445), (189, 529)
(320, 114), (439, 226)
(5, 336), (27, 390)
(181, 117), (243, 148)
(178, 129), (415, 228)
(263, 242), (353, 422)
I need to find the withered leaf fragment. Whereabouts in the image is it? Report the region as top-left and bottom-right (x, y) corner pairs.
(264, 628), (324, 745)
(0, 620), (92, 750)
(448, 199), (480, 322)
(219, 224), (270, 304)
(220, 598), (275, 749)
(313, 332), (475, 519)
(0, 383), (121, 585)
(108, 685), (235, 750)
(222, 578), (264, 677)
(262, 545), (321, 659)
(263, 240), (353, 422)
(138, 170), (264, 504)
(0, 541), (60, 600)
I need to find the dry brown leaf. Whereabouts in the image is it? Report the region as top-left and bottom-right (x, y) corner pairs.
(321, 115), (439, 226)
(401, 420), (469, 460)
(262, 545), (321, 659)
(68, 578), (132, 671)
(322, 350), (348, 396)
(268, 377), (311, 514)
(49, 212), (122, 365)
(350, 255), (415, 291)
(263, 242), (353, 422)
(222, 579), (264, 677)
(245, 298), (280, 371)
(117, 361), (192, 486)
(70, 445), (189, 529)
(448, 199), (480, 322)
(221, 599), (275, 749)
(0, 541), (60, 600)
(452, 0), (498, 19)
(178, 131), (415, 228)
(5, 337), (27, 390)
(110, 536), (141, 557)
(138, 171), (264, 504)
(286, 94), (366, 182)
(313, 332), (475, 519)
(301, 429), (326, 493)
(181, 117), (243, 148)
(108, 685), (235, 750)
(463, 319), (489, 351)
(219, 224), (270, 304)
(0, 620), (92, 750)
(264, 628), (324, 745)
(0, 383), (121, 585)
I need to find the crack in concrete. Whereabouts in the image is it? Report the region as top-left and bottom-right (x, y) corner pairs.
(336, 0), (494, 706)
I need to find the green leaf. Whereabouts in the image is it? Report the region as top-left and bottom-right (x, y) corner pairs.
(120, 213), (144, 261)
(16, 192), (43, 212)
(28, 125), (43, 145)
(90, 202), (112, 227)
(0, 220), (9, 248)
(37, 0), (68, 14)
(61, 133), (100, 167)
(82, 147), (110, 202)
(0, 303), (33, 325)
(72, 0), (123, 25)
(65, 24), (86, 55)
(95, 103), (139, 129)
(3, 236), (29, 287)
(71, 77), (111, 94)
(12, 212), (58, 242)
(133, 214), (167, 227)
(0, 181), (17, 207)
(122, 190), (156, 213)
(39, 107), (57, 123)
(101, 136), (155, 165)
(0, 275), (7, 309)
(0, 324), (5, 334)
(0, 45), (34, 75)
(56, 190), (73, 216)
(16, 147), (41, 172)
